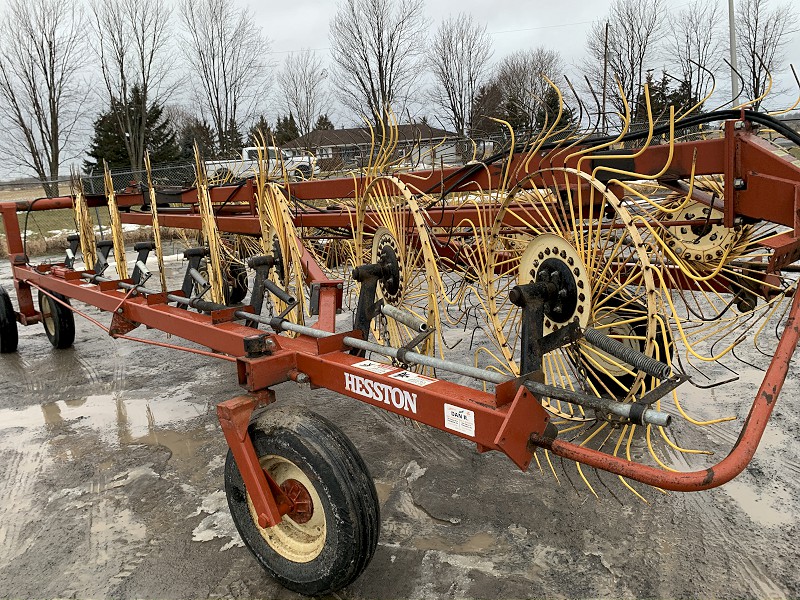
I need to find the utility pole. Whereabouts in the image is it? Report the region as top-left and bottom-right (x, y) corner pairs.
(601, 22), (609, 134)
(728, 0), (739, 103)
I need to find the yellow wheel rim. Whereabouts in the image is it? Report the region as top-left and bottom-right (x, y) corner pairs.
(247, 455), (326, 563)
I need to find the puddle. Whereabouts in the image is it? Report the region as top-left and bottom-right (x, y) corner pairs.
(722, 480), (794, 528)
(0, 393), (209, 457)
(374, 480), (394, 506)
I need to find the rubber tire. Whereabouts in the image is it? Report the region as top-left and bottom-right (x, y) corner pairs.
(38, 290), (75, 349)
(0, 286), (18, 353)
(196, 259), (248, 306)
(292, 165), (311, 181)
(227, 262), (248, 304)
(224, 406), (380, 596)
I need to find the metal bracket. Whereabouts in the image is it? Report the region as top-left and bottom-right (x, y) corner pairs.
(65, 234), (80, 269)
(94, 240), (114, 274)
(181, 247), (209, 302)
(131, 241), (155, 285)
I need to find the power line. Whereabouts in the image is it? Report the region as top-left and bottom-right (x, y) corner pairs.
(488, 20), (593, 36)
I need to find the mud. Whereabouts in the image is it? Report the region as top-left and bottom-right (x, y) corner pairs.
(1, 252), (799, 599)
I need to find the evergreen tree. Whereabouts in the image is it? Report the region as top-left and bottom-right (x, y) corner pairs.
(83, 86), (180, 174)
(313, 114), (334, 131)
(634, 71), (699, 125)
(274, 113), (299, 145)
(248, 115), (272, 145)
(82, 111), (129, 173)
(219, 118), (244, 156)
(178, 118), (217, 161)
(470, 82), (504, 137)
(534, 86), (576, 131)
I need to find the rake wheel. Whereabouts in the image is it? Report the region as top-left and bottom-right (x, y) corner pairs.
(352, 177), (443, 365)
(479, 168), (664, 420)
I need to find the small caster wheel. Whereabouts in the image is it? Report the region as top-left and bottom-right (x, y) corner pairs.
(38, 290), (75, 349)
(224, 406), (379, 596)
(227, 261), (248, 304)
(0, 285), (18, 353)
(196, 259), (248, 306)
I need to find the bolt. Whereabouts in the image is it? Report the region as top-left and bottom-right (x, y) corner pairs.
(545, 248), (551, 255)
(559, 289), (568, 298)
(577, 280), (584, 289)
(538, 252), (544, 259)
(573, 268), (580, 276)
(336, 283), (343, 289)
(295, 372), (310, 384)
(578, 293), (585, 302)
(733, 178), (746, 189)
(116, 307), (123, 314)
(734, 120), (746, 130)
(560, 250), (567, 259)
(577, 305), (584, 314)
(567, 257), (574, 266)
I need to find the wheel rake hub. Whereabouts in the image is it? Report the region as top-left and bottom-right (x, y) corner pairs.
(280, 478), (314, 524)
(518, 233), (591, 333)
(371, 229), (404, 304)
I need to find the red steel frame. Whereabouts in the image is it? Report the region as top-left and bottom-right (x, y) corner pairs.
(2, 120), (800, 525)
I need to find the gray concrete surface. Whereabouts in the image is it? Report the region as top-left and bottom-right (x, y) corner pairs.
(1, 253), (799, 599)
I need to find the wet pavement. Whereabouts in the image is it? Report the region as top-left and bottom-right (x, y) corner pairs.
(1, 253), (799, 599)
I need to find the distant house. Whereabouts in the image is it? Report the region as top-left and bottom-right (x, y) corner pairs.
(283, 123), (463, 171)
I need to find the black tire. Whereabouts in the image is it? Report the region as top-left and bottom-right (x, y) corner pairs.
(38, 290), (75, 349)
(292, 164), (311, 180)
(224, 406), (379, 596)
(227, 261), (248, 304)
(0, 286), (18, 353)
(195, 259), (248, 306)
(213, 167), (233, 182)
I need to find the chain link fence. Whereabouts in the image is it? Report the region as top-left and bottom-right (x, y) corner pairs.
(0, 162), (198, 259)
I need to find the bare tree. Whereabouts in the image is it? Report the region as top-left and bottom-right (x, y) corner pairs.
(179, 0), (272, 154)
(669, 0), (722, 108)
(494, 48), (565, 133)
(90, 0), (174, 174)
(329, 0), (427, 129)
(735, 0), (797, 109)
(429, 13), (493, 136)
(585, 0), (664, 122)
(0, 0), (86, 196)
(277, 50), (329, 142)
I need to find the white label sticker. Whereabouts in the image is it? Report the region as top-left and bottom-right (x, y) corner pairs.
(351, 360), (398, 375)
(388, 370), (437, 387)
(444, 404), (475, 437)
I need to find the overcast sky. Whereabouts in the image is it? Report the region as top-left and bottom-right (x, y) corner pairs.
(247, 0), (800, 125)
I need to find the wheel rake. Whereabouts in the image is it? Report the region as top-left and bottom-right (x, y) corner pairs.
(3, 83), (800, 595)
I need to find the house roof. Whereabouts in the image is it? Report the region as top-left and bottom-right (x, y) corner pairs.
(284, 124), (456, 149)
